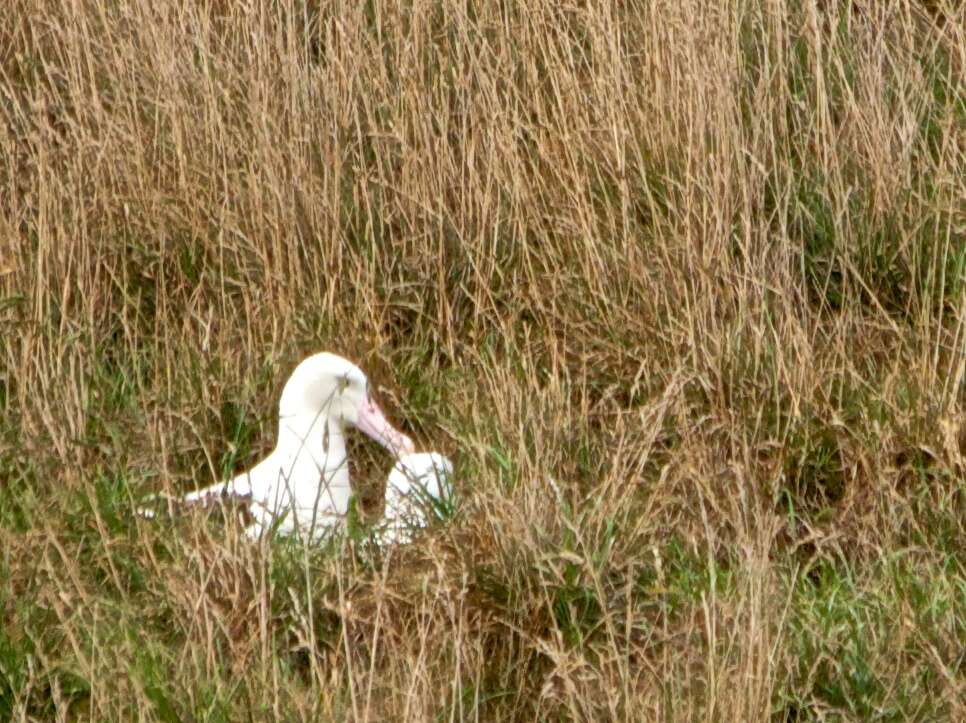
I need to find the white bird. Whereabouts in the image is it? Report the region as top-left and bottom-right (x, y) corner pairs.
(143, 352), (415, 541)
(376, 452), (454, 545)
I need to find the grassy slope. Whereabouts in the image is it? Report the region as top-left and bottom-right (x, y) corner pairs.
(1, 0), (964, 720)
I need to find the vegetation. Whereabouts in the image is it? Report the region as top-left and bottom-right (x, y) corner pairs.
(1, 0), (963, 719)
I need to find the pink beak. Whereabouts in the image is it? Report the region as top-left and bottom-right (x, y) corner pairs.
(355, 394), (415, 457)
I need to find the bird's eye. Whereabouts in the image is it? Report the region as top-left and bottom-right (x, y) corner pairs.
(337, 375), (350, 393)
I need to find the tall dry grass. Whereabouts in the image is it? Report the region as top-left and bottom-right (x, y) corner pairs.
(1, 0), (964, 719)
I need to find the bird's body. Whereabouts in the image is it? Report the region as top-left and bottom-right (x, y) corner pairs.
(187, 421), (352, 539)
(378, 452), (454, 544)
(163, 352), (414, 540)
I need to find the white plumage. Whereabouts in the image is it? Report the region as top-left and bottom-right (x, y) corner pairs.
(144, 352), (415, 541)
(377, 452), (454, 544)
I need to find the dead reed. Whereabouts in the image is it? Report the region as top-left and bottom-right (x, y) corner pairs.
(1, 0), (964, 719)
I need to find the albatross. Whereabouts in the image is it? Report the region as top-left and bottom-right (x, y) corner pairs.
(147, 352), (415, 540)
(376, 452), (454, 544)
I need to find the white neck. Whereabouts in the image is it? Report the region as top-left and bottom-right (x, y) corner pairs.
(275, 413), (350, 477)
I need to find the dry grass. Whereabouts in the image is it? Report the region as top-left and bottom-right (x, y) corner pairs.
(1, 0), (964, 720)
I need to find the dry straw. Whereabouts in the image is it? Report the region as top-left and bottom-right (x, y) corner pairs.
(1, 0), (963, 720)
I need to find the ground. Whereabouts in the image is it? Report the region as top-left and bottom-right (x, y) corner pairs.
(1, 0), (964, 720)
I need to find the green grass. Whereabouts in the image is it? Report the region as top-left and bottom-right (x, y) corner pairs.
(1, 0), (964, 719)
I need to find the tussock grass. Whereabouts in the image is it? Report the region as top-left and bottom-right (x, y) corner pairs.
(1, 0), (964, 719)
